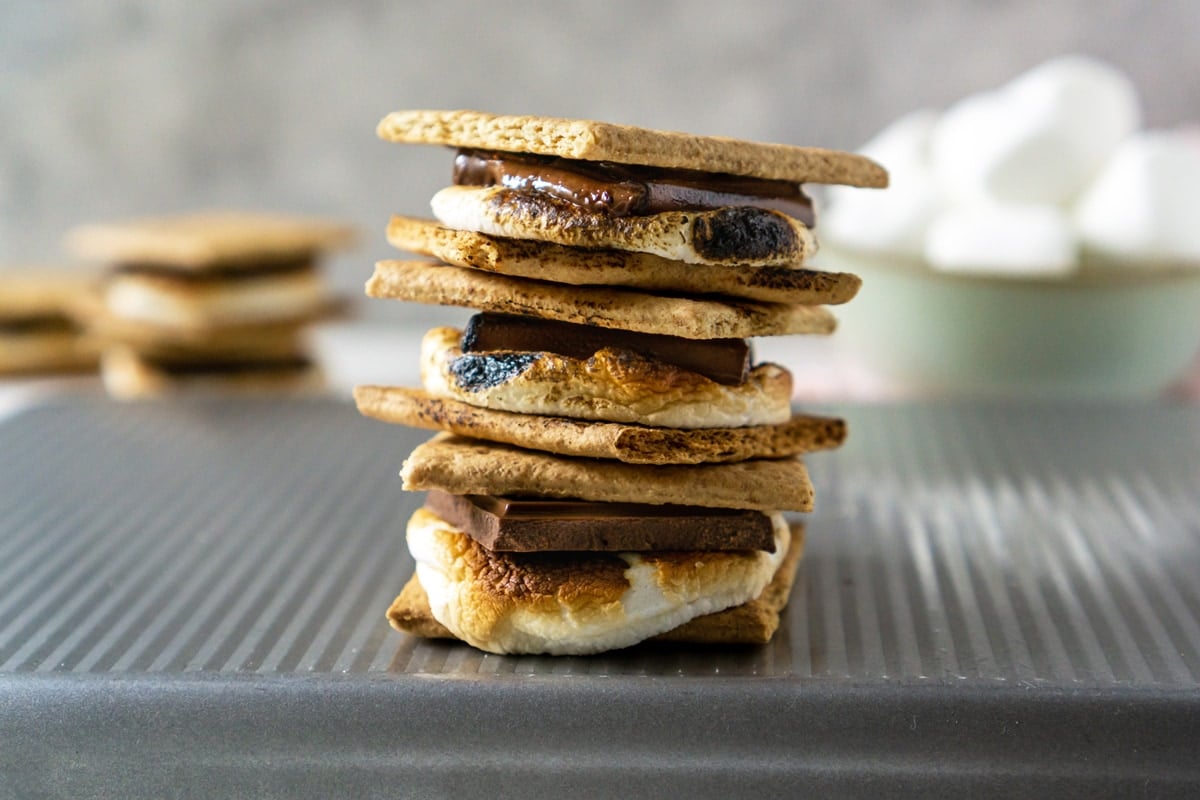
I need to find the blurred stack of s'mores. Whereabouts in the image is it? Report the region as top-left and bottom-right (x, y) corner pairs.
(67, 212), (354, 398)
(355, 110), (886, 655)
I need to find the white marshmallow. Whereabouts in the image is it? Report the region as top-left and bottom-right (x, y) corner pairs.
(822, 110), (941, 257)
(931, 56), (1140, 205)
(858, 109), (939, 172)
(930, 91), (1009, 199)
(924, 204), (1078, 276)
(1074, 132), (1200, 265)
(822, 172), (940, 258)
(1007, 55), (1140, 177)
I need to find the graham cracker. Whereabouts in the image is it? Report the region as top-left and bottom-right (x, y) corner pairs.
(0, 270), (100, 322)
(355, 385), (847, 464)
(401, 433), (814, 512)
(67, 211), (356, 270)
(377, 109), (887, 188)
(367, 261), (836, 340)
(0, 332), (97, 375)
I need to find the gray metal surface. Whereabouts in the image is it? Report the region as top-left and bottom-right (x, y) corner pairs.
(1, 397), (1199, 798)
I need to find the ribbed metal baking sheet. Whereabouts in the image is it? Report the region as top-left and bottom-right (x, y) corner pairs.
(1, 397), (1198, 798)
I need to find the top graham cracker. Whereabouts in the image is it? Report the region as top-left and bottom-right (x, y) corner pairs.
(66, 211), (357, 271)
(376, 109), (888, 188)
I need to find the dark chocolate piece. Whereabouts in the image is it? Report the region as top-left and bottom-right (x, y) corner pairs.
(461, 313), (750, 385)
(113, 255), (316, 282)
(424, 490), (776, 553)
(0, 314), (75, 335)
(149, 355), (313, 377)
(454, 149), (816, 226)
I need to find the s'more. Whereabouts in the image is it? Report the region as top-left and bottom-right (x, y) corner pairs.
(356, 110), (885, 655)
(67, 212), (355, 398)
(0, 271), (100, 376)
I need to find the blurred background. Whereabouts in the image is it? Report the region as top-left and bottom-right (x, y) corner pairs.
(2, 0), (1199, 397)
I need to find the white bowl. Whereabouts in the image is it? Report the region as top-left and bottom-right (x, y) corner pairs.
(818, 246), (1200, 398)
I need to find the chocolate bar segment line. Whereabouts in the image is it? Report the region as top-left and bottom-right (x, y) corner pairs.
(424, 490), (776, 553)
(462, 312), (750, 385)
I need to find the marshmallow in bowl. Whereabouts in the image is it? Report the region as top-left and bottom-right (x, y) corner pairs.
(822, 111), (941, 258)
(1006, 56), (1140, 180)
(925, 205), (1077, 276)
(821, 54), (1200, 276)
(932, 56), (1139, 206)
(857, 109), (940, 169)
(1075, 133), (1200, 264)
(821, 175), (940, 258)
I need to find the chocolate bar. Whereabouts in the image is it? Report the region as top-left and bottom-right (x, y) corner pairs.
(424, 490), (776, 552)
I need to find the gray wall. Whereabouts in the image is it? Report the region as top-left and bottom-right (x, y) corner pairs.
(3, 0), (1199, 320)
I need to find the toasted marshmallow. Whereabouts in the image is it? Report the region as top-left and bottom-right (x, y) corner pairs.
(105, 270), (329, 331)
(1074, 133), (1200, 265)
(407, 507), (789, 655)
(932, 56), (1139, 205)
(420, 326), (793, 429)
(924, 204), (1077, 276)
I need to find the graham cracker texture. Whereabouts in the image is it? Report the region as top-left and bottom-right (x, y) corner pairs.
(0, 271), (99, 321)
(355, 386), (847, 465)
(376, 110), (887, 188)
(400, 433), (814, 512)
(67, 211), (356, 270)
(366, 260), (836, 340)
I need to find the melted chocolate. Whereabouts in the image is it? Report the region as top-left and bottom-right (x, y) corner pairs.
(454, 149), (816, 225)
(426, 490), (775, 553)
(462, 313), (750, 385)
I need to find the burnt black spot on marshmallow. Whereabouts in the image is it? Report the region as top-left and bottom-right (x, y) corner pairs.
(449, 352), (541, 391)
(691, 208), (799, 263)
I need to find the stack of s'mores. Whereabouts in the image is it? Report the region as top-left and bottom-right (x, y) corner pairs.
(0, 271), (100, 376)
(67, 212), (354, 398)
(355, 110), (886, 655)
